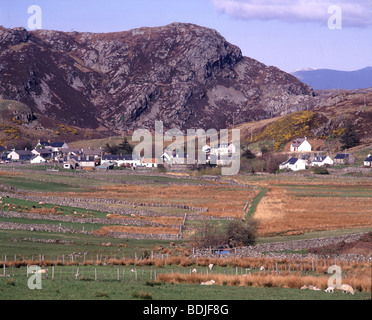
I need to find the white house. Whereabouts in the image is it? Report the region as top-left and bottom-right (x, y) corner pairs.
(30, 155), (47, 164)
(141, 158), (158, 168)
(311, 156), (334, 167)
(32, 149), (52, 159)
(79, 156), (96, 169)
(101, 155), (140, 167)
(7, 150), (34, 161)
(290, 137), (312, 152)
(364, 154), (372, 167)
(210, 143), (237, 156)
(279, 158), (307, 171)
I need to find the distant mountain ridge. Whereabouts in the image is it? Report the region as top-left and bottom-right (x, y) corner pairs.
(291, 67), (372, 90)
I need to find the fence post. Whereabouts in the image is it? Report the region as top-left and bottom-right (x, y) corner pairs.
(95, 268), (97, 281)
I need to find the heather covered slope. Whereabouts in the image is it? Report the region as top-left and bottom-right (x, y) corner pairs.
(0, 23), (314, 132)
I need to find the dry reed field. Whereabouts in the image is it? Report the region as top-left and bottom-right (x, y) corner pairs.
(254, 183), (372, 236)
(54, 184), (256, 219)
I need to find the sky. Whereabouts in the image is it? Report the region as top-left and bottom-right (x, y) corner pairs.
(0, 0), (371, 73)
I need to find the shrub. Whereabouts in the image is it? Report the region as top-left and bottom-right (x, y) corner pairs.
(312, 166), (329, 175)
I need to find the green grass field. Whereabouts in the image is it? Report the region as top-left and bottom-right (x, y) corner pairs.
(1, 265), (370, 300)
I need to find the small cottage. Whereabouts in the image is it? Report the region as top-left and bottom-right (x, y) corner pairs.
(334, 153), (355, 165)
(7, 150), (34, 161)
(30, 155), (47, 164)
(364, 154), (372, 167)
(279, 158), (307, 171)
(290, 137), (312, 152)
(311, 156), (334, 167)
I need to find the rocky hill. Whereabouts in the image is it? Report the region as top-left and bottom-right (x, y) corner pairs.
(0, 23), (315, 133)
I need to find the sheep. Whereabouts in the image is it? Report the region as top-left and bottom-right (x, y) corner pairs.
(325, 287), (334, 293)
(201, 280), (215, 286)
(259, 265), (265, 272)
(208, 264), (214, 271)
(38, 202), (44, 205)
(341, 284), (354, 295)
(106, 214), (113, 219)
(301, 285), (321, 291)
(192, 268), (197, 273)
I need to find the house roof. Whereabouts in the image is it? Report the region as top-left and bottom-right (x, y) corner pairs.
(142, 158), (158, 163)
(13, 150), (33, 156)
(291, 138), (307, 147)
(313, 156), (327, 162)
(282, 158), (299, 165)
(334, 153), (350, 159)
(34, 149), (52, 154)
(102, 155), (133, 161)
(31, 155), (45, 160)
(50, 142), (66, 148)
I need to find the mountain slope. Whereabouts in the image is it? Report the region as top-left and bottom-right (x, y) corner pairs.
(0, 23), (315, 132)
(291, 67), (372, 90)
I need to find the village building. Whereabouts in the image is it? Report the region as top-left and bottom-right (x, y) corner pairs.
(141, 158), (159, 168)
(364, 154), (372, 167)
(101, 154), (140, 167)
(290, 137), (312, 152)
(30, 155), (47, 164)
(334, 153), (355, 165)
(7, 150), (34, 161)
(311, 155), (334, 167)
(32, 148), (52, 159)
(279, 158), (307, 171)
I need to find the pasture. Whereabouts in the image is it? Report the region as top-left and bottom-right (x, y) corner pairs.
(0, 167), (371, 300)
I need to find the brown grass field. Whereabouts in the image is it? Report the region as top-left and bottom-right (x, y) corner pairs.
(54, 184), (256, 219)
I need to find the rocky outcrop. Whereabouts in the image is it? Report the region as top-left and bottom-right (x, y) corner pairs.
(0, 23), (315, 132)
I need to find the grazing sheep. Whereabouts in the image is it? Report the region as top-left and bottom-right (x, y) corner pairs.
(201, 280), (215, 286)
(341, 284), (354, 295)
(260, 266), (265, 272)
(192, 268), (197, 273)
(208, 264), (214, 271)
(301, 285), (321, 291)
(38, 202), (44, 205)
(325, 287), (334, 293)
(106, 214), (113, 219)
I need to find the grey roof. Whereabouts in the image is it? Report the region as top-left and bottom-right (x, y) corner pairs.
(334, 153), (350, 159)
(13, 150), (33, 156)
(282, 158), (299, 165)
(365, 156), (372, 162)
(313, 156), (327, 162)
(50, 142), (66, 148)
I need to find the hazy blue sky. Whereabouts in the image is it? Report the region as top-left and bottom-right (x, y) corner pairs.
(0, 0), (371, 73)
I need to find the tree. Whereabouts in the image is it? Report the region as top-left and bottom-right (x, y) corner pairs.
(340, 121), (360, 150)
(118, 137), (133, 155)
(224, 219), (258, 247)
(242, 148), (256, 159)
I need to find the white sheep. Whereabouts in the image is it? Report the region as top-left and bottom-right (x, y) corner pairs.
(192, 268), (197, 273)
(325, 287), (334, 293)
(201, 280), (215, 286)
(38, 202), (44, 205)
(208, 264), (214, 271)
(341, 283), (354, 295)
(259, 265), (265, 272)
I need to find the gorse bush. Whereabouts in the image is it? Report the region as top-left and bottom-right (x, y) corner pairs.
(253, 111), (323, 150)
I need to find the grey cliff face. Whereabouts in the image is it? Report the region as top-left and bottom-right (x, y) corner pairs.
(0, 23), (315, 132)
